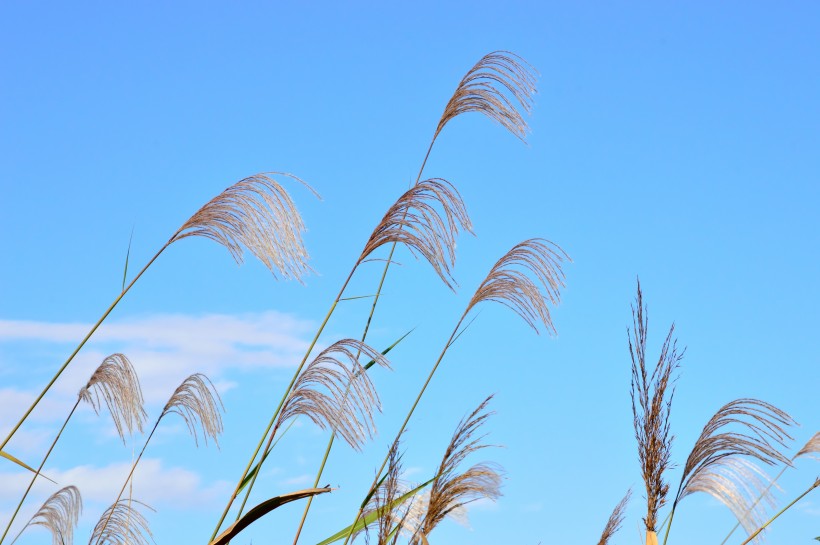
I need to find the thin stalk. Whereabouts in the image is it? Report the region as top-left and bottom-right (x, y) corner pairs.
(210, 269), (358, 540)
(661, 501), (678, 545)
(0, 244), (169, 453)
(737, 477), (819, 545)
(291, 129), (438, 545)
(340, 309), (468, 545)
(0, 400), (81, 545)
(720, 464), (789, 545)
(92, 418), (162, 545)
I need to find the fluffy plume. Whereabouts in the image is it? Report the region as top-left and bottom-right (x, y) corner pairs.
(676, 398), (794, 502)
(596, 489), (632, 545)
(169, 173), (317, 280)
(368, 439), (409, 545)
(15, 486), (82, 545)
(629, 281), (682, 532)
(434, 51), (537, 143)
(681, 457), (775, 539)
(161, 373), (224, 447)
(359, 179), (472, 290)
(796, 432), (820, 461)
(278, 339), (390, 450)
(465, 238), (568, 335)
(410, 396), (503, 544)
(89, 500), (153, 545)
(78, 353), (147, 443)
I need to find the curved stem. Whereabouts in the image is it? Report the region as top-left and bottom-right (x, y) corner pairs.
(340, 309), (468, 545)
(93, 417), (162, 545)
(0, 244), (169, 453)
(291, 132), (438, 545)
(661, 502), (677, 545)
(720, 463), (790, 545)
(210, 269), (357, 541)
(737, 477), (819, 545)
(1, 399), (81, 545)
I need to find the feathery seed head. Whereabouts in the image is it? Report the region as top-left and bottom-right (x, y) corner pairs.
(359, 178), (472, 291)
(279, 339), (390, 450)
(435, 51), (537, 143)
(466, 238), (568, 335)
(20, 486), (82, 545)
(161, 373), (224, 447)
(597, 489), (632, 545)
(78, 353), (147, 444)
(170, 173), (317, 281)
(89, 500), (153, 545)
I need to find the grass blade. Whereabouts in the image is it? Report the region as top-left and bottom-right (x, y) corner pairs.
(121, 226), (134, 292)
(0, 450), (57, 484)
(209, 488), (331, 545)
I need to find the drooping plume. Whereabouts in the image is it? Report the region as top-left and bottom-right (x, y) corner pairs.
(796, 431), (820, 461)
(629, 281), (681, 532)
(675, 399), (794, 508)
(465, 238), (568, 335)
(434, 51), (537, 144)
(596, 489), (632, 545)
(78, 353), (147, 443)
(161, 373), (225, 447)
(410, 396), (503, 544)
(278, 339), (390, 450)
(89, 500), (153, 545)
(15, 486), (82, 545)
(681, 457), (776, 539)
(359, 179), (472, 290)
(170, 173), (318, 280)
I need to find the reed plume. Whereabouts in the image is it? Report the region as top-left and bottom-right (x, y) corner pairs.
(596, 489), (632, 545)
(169, 172), (317, 280)
(359, 179), (472, 290)
(466, 239), (568, 334)
(92, 373), (223, 545)
(367, 438), (409, 545)
(629, 281), (681, 534)
(409, 396), (503, 545)
(278, 339), (390, 450)
(89, 500), (153, 545)
(161, 373), (225, 447)
(796, 432), (820, 460)
(662, 398), (794, 543)
(1, 354), (147, 545)
(433, 51), (537, 144)
(11, 486), (81, 545)
(78, 353), (147, 443)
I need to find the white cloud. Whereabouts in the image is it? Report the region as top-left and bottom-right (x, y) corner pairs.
(0, 311), (314, 412)
(0, 457), (229, 508)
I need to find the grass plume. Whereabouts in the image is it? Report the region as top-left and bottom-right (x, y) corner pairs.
(466, 238), (568, 335)
(596, 489), (632, 545)
(409, 396), (503, 544)
(161, 373), (225, 448)
(629, 281), (681, 533)
(170, 172), (317, 280)
(11, 486), (81, 545)
(89, 500), (153, 545)
(359, 178), (472, 290)
(78, 353), (147, 443)
(278, 339), (390, 450)
(433, 51), (537, 145)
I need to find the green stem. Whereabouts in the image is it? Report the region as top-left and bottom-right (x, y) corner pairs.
(290, 130), (438, 545)
(210, 269), (357, 541)
(340, 309), (468, 545)
(720, 464), (789, 545)
(1, 399), (81, 545)
(661, 502), (677, 545)
(0, 244), (169, 453)
(93, 417), (162, 545)
(737, 477), (819, 545)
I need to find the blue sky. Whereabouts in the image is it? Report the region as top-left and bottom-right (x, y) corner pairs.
(0, 2), (818, 545)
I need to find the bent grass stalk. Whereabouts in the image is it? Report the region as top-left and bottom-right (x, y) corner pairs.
(292, 50), (537, 545)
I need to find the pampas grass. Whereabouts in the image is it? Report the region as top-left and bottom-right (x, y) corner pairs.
(11, 486), (82, 545)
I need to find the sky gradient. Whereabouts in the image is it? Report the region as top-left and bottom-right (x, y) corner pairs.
(1, 3), (818, 545)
